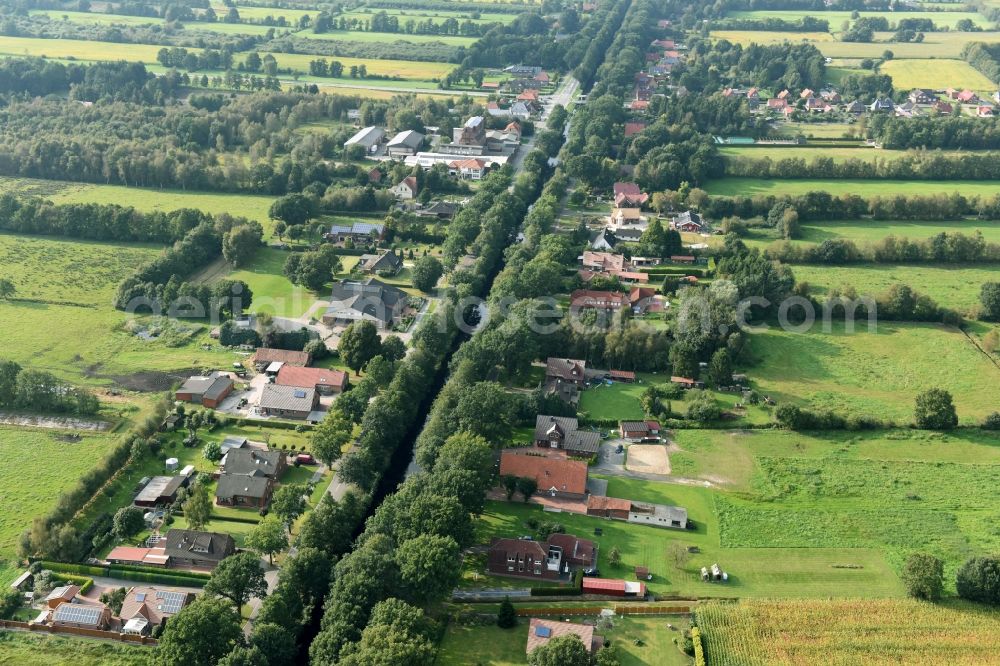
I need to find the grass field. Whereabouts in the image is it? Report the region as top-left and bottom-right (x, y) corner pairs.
(711, 29), (1000, 58)
(0, 631), (151, 665)
(697, 599), (1000, 665)
(437, 615), (692, 666)
(880, 58), (995, 92)
(207, 3), (319, 22)
(338, 9), (517, 25)
(29, 9), (281, 35)
(0, 35), (166, 63)
(300, 29), (477, 46)
(0, 427), (120, 558)
(734, 219), (1000, 249)
(220, 247), (319, 318)
(790, 262), (1000, 313)
(718, 146), (999, 164)
(724, 9), (991, 28)
(704, 177), (1000, 198)
(264, 51), (453, 80)
(747, 321), (999, 423)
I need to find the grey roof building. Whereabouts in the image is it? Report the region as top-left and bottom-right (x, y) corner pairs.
(222, 448), (284, 478)
(322, 278), (409, 329)
(533, 415), (602, 456)
(357, 250), (403, 275)
(216, 473), (272, 504)
(163, 529), (236, 568)
(344, 126), (386, 151)
(386, 129), (425, 156)
(258, 384), (318, 419)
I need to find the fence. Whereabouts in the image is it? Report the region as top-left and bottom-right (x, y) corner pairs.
(0, 619), (157, 646)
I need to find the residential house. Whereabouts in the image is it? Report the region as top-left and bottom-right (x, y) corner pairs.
(391, 176), (419, 200)
(820, 89), (841, 104)
(367, 167), (382, 184)
(51, 602), (111, 630)
(527, 618), (603, 656)
(979, 104), (995, 117)
(118, 587), (194, 634)
(896, 100), (921, 117)
(385, 130), (424, 157)
(487, 538), (560, 579)
(221, 447), (285, 478)
(630, 99), (650, 113)
(326, 221), (386, 246)
(356, 250), (403, 275)
(777, 89), (790, 99)
(619, 420), (661, 442)
(672, 210), (703, 232)
(624, 122), (647, 137)
(449, 158), (491, 180)
(805, 97), (832, 113)
(505, 64), (542, 77)
(216, 473), (274, 509)
(509, 101), (533, 120)
(486, 101), (512, 119)
(612, 182), (649, 207)
(545, 358), (587, 388)
(590, 228), (618, 251)
(250, 348), (310, 370)
(957, 89), (979, 103)
(581, 251), (626, 273)
(909, 88), (937, 105)
(629, 286), (657, 313)
(766, 98), (788, 111)
(587, 495), (631, 520)
(322, 278), (409, 329)
(533, 415), (601, 457)
(414, 201), (460, 220)
(162, 529), (236, 570)
(175, 374), (233, 408)
(498, 449), (589, 500)
(257, 384), (319, 420)
(570, 289), (629, 311)
(276, 366), (348, 395)
(546, 533), (596, 568)
(610, 206), (643, 227)
(845, 99), (866, 115)
(934, 100), (954, 114)
(343, 126), (385, 153)
(799, 88), (814, 99)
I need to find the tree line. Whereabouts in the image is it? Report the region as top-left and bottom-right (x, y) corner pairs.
(673, 39), (826, 95)
(715, 16), (829, 32)
(269, 35), (459, 63)
(868, 114), (1000, 151)
(0, 58), (180, 103)
(723, 151), (1000, 181)
(766, 231), (1000, 265)
(0, 360), (99, 416)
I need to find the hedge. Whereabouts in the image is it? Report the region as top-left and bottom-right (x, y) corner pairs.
(692, 626), (706, 666)
(50, 572), (94, 594)
(230, 418), (311, 431)
(40, 560), (210, 586)
(530, 585), (582, 597)
(209, 514), (262, 526)
(641, 267), (708, 277)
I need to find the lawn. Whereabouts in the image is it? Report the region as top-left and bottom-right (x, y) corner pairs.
(697, 599), (1000, 665)
(219, 247), (320, 319)
(789, 262), (1000, 313)
(880, 58), (996, 93)
(436, 615), (693, 666)
(704, 177), (1000, 198)
(0, 631), (152, 665)
(0, 427), (120, 558)
(747, 321), (1000, 423)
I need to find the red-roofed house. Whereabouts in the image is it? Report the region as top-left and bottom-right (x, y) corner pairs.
(526, 618), (603, 656)
(518, 89), (540, 102)
(391, 176), (418, 200)
(499, 450), (588, 499)
(624, 122), (647, 137)
(449, 158), (490, 180)
(613, 182), (649, 207)
(276, 366), (348, 395)
(570, 290), (629, 311)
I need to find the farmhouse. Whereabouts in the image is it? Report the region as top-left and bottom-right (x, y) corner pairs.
(570, 289), (629, 311)
(258, 384), (318, 420)
(250, 348), (310, 369)
(612, 182), (649, 207)
(672, 210), (703, 232)
(498, 450), (589, 500)
(356, 250), (403, 276)
(343, 126), (385, 153)
(619, 420), (662, 442)
(527, 619), (603, 656)
(322, 278), (409, 329)
(275, 366), (348, 395)
(163, 529), (236, 570)
(175, 374), (233, 408)
(385, 130), (424, 157)
(533, 415), (601, 456)
(326, 221), (386, 245)
(391, 176), (419, 200)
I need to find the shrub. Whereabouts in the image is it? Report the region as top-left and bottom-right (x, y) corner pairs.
(902, 553), (944, 601)
(956, 556), (1000, 604)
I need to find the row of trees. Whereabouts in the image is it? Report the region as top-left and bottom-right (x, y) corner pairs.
(724, 151), (1000, 181)
(0, 360), (99, 415)
(868, 114), (1000, 151)
(766, 231), (1000, 265)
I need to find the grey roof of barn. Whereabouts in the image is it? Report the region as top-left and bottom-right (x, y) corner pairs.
(358, 251), (403, 273)
(329, 222), (385, 236)
(387, 129), (425, 149)
(325, 278), (408, 324)
(258, 384), (317, 413)
(223, 448), (283, 478)
(415, 201), (461, 217)
(533, 415), (601, 454)
(163, 529), (235, 562)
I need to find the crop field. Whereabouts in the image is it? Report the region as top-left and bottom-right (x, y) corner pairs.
(712, 29), (1000, 58)
(0, 427), (119, 561)
(697, 599), (1000, 665)
(704, 177), (1000, 198)
(0, 35), (166, 63)
(206, 3), (319, 22)
(264, 51), (454, 80)
(711, 29), (833, 45)
(789, 262), (1000, 313)
(29, 10), (281, 35)
(300, 29), (477, 46)
(724, 9), (992, 28)
(881, 58), (995, 92)
(747, 321), (999, 423)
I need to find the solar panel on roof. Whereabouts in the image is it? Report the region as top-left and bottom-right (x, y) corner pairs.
(535, 626), (551, 638)
(294, 390), (307, 398)
(157, 591), (187, 614)
(54, 604), (102, 624)
(135, 592), (146, 602)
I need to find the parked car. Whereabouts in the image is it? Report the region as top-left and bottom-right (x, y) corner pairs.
(296, 454), (316, 465)
(583, 568), (600, 577)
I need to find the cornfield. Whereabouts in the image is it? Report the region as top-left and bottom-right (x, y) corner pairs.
(696, 598), (1000, 665)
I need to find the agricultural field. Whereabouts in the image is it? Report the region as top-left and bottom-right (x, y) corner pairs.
(880, 58), (995, 93)
(264, 51), (454, 80)
(437, 614), (693, 666)
(704, 177), (1000, 198)
(0, 35), (165, 63)
(718, 146), (999, 164)
(299, 29), (478, 46)
(747, 321), (999, 423)
(697, 599), (1000, 665)
(723, 9), (992, 29)
(711, 29), (1000, 59)
(790, 262), (1000, 313)
(206, 3), (320, 22)
(29, 10), (282, 35)
(0, 427), (120, 569)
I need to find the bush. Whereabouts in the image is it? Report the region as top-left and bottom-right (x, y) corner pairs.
(902, 553), (944, 601)
(956, 556), (1000, 605)
(983, 412), (1000, 430)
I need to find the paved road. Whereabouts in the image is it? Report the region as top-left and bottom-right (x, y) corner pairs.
(508, 75), (579, 175)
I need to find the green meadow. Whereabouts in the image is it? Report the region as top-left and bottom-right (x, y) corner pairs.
(711, 29), (1000, 59)
(747, 322), (999, 423)
(338, 9), (517, 25)
(0, 631), (151, 665)
(789, 262), (1000, 313)
(300, 29), (477, 47)
(705, 177), (1000, 198)
(219, 247), (320, 319)
(719, 146), (999, 164)
(724, 9), (991, 29)
(881, 58), (995, 92)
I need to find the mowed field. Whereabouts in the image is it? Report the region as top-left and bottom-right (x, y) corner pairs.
(790, 262), (1000, 312)
(697, 599), (1000, 666)
(712, 29), (1000, 58)
(705, 177), (1000, 198)
(338, 9), (517, 25)
(880, 58), (995, 92)
(724, 9), (992, 28)
(0, 427), (119, 564)
(747, 322), (1000, 423)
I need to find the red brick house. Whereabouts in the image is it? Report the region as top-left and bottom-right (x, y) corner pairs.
(499, 450), (588, 500)
(487, 533), (595, 579)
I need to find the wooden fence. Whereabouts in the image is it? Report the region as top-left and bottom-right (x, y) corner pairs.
(0, 619), (157, 646)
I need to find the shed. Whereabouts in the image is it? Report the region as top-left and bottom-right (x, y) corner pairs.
(165, 458), (179, 471)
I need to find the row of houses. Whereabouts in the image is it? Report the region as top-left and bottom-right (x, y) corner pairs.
(32, 582), (194, 635)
